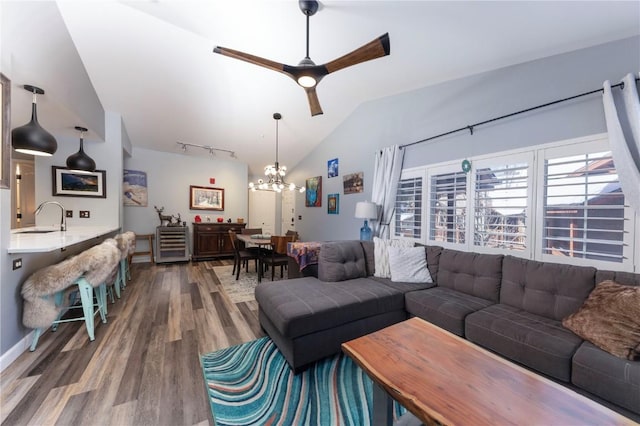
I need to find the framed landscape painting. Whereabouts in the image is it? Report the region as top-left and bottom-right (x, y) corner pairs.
(343, 172), (364, 194)
(190, 185), (224, 211)
(123, 169), (148, 206)
(305, 176), (322, 207)
(52, 166), (106, 198)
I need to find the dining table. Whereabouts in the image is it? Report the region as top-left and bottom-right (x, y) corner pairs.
(236, 234), (273, 282)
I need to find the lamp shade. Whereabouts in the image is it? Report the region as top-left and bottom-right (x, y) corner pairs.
(66, 126), (96, 172)
(11, 85), (58, 157)
(354, 201), (378, 219)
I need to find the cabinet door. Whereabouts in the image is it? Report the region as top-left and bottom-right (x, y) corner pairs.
(195, 230), (220, 256)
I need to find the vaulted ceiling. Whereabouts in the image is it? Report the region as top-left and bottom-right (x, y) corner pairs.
(3, 1), (639, 176)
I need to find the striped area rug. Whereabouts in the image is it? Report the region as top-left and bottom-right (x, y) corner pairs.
(201, 337), (406, 425)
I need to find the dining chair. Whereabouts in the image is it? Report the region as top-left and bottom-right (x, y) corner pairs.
(228, 230), (260, 280)
(261, 235), (295, 281)
(285, 230), (299, 242)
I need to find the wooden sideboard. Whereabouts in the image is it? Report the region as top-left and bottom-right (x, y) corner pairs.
(192, 222), (246, 261)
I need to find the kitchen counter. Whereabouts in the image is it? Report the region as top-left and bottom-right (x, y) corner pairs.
(8, 226), (119, 254)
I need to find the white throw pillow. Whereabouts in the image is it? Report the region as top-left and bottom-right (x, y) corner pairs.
(387, 246), (433, 283)
(373, 237), (415, 278)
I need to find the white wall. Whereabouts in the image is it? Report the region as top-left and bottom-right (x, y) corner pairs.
(123, 147), (248, 255)
(288, 36), (640, 242)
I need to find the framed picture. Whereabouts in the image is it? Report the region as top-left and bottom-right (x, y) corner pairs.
(123, 169), (148, 206)
(328, 193), (339, 214)
(327, 158), (339, 178)
(190, 185), (224, 211)
(343, 172), (364, 194)
(52, 166), (107, 198)
(0, 73), (10, 189)
(305, 176), (322, 207)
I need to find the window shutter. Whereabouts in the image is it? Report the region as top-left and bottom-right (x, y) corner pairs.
(394, 176), (423, 238)
(429, 171), (467, 244)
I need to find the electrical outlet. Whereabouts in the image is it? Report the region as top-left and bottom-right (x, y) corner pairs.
(79, 210), (90, 218)
(66, 210), (73, 218)
(13, 258), (22, 270)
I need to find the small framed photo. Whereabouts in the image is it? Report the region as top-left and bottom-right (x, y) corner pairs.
(327, 158), (339, 178)
(52, 166), (106, 198)
(190, 185), (224, 211)
(343, 171), (364, 194)
(328, 193), (339, 214)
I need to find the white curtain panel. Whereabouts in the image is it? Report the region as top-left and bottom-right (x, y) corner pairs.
(602, 73), (640, 213)
(371, 145), (405, 239)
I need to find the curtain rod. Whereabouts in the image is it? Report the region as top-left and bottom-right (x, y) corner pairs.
(401, 77), (640, 149)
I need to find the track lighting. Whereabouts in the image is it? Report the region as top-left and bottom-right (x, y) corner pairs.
(176, 142), (235, 158)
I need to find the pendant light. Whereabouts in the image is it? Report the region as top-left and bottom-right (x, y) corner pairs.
(248, 113), (305, 193)
(66, 126), (96, 172)
(11, 85), (58, 156)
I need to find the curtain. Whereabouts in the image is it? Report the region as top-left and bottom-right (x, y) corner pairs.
(371, 145), (405, 239)
(602, 73), (640, 213)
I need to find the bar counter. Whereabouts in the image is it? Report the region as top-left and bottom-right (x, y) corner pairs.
(8, 226), (119, 254)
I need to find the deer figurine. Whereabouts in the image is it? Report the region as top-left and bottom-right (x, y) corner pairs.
(154, 206), (173, 226)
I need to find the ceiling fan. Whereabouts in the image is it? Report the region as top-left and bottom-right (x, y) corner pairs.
(213, 0), (390, 116)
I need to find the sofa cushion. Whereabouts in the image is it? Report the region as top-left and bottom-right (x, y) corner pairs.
(388, 246), (433, 283)
(405, 287), (494, 336)
(255, 277), (404, 339)
(572, 341), (640, 415)
(500, 256), (596, 321)
(596, 269), (640, 287)
(562, 280), (640, 360)
(373, 237), (415, 278)
(361, 240), (375, 276)
(318, 241), (367, 282)
(465, 304), (583, 382)
(436, 249), (503, 302)
(370, 276), (436, 293)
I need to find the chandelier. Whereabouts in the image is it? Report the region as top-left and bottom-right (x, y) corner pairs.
(249, 113), (305, 193)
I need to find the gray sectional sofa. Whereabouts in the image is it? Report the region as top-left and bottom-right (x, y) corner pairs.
(254, 240), (640, 420)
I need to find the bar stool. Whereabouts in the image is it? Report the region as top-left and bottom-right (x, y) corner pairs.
(21, 239), (120, 351)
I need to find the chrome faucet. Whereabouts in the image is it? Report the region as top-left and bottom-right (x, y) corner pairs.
(34, 201), (67, 231)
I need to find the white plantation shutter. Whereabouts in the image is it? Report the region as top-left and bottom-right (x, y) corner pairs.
(542, 150), (627, 263)
(394, 175), (423, 239)
(429, 169), (467, 245)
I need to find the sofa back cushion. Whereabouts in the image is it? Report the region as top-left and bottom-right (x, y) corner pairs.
(500, 256), (596, 320)
(437, 249), (503, 302)
(595, 270), (640, 287)
(318, 241), (367, 282)
(361, 240), (375, 276)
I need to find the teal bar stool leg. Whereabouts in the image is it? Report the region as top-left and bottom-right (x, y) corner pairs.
(119, 259), (127, 290)
(29, 328), (42, 352)
(51, 291), (67, 332)
(97, 283), (107, 323)
(76, 278), (96, 341)
(114, 268), (122, 298)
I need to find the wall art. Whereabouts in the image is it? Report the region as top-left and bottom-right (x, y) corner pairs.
(123, 169), (148, 206)
(305, 176), (322, 207)
(343, 172), (364, 194)
(52, 166), (106, 198)
(328, 193), (339, 214)
(190, 185), (224, 211)
(327, 158), (339, 178)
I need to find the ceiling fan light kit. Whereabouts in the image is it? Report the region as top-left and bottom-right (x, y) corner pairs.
(213, 0), (390, 116)
(66, 126), (96, 173)
(248, 113), (305, 193)
(11, 85), (58, 156)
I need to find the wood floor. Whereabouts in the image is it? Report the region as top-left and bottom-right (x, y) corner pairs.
(0, 259), (265, 426)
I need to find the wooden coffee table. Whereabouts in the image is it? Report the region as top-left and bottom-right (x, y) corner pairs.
(342, 317), (635, 426)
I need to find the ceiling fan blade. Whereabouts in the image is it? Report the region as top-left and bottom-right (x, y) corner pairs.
(324, 33), (390, 74)
(305, 87), (323, 116)
(213, 46), (291, 76)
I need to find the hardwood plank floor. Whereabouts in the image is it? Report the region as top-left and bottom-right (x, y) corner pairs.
(0, 259), (265, 426)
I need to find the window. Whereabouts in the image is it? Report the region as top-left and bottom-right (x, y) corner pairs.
(429, 169), (467, 245)
(394, 173), (423, 239)
(473, 157), (530, 252)
(540, 148), (627, 264)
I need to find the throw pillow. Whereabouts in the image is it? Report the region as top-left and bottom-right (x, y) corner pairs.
(387, 246), (433, 283)
(373, 237), (414, 278)
(562, 280), (640, 360)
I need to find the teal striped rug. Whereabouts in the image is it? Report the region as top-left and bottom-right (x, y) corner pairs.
(201, 337), (406, 425)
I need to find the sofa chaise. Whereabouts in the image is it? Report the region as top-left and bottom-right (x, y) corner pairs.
(254, 240), (640, 420)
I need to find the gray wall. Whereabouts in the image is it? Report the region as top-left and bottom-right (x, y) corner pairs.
(289, 36), (640, 242)
(123, 147), (248, 256)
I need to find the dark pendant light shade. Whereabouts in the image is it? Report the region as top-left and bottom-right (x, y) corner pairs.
(11, 85), (58, 156)
(66, 126), (96, 172)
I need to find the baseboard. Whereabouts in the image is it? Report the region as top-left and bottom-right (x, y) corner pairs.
(0, 331), (33, 373)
